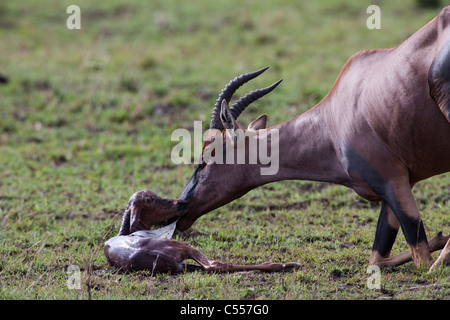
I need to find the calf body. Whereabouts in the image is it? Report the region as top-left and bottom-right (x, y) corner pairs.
(104, 235), (299, 274)
(106, 190), (299, 274)
(105, 235), (196, 273)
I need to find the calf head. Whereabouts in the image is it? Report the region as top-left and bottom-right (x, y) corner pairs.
(118, 190), (187, 235)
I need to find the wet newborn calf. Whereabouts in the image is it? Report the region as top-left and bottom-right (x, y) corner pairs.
(104, 190), (299, 274)
(105, 232), (299, 274)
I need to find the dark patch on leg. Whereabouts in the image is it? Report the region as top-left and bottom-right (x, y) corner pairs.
(372, 201), (399, 257)
(429, 41), (450, 84)
(397, 216), (427, 247)
(429, 40), (450, 121)
(344, 145), (427, 247)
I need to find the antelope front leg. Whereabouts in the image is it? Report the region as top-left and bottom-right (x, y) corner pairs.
(369, 201), (400, 265)
(368, 181), (433, 267)
(367, 174), (434, 267)
(386, 187), (434, 267)
(343, 147), (435, 268)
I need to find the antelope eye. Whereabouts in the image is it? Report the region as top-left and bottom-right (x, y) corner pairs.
(198, 157), (207, 169)
(144, 197), (154, 205)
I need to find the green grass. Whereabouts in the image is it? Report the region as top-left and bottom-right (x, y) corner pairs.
(0, 0), (449, 300)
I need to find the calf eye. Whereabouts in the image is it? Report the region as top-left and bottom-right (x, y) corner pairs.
(144, 197), (154, 205)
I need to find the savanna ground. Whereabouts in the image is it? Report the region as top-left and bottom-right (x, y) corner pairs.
(0, 0), (449, 300)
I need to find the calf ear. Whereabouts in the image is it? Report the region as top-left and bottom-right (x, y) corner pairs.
(247, 114), (267, 130)
(220, 100), (239, 130)
(118, 209), (130, 235)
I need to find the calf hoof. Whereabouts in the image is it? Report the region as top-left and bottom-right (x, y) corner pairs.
(282, 262), (301, 270)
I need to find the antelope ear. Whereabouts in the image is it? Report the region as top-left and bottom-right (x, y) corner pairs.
(220, 99), (238, 130)
(117, 209), (131, 236)
(247, 114), (267, 130)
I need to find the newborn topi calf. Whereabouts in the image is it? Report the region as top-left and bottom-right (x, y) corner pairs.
(104, 190), (300, 274)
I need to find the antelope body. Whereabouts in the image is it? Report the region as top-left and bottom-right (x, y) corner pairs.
(123, 7), (450, 270)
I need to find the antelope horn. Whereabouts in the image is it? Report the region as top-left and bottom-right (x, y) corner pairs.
(230, 79), (283, 120)
(209, 67), (269, 129)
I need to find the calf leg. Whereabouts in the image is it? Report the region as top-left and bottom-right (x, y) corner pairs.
(205, 261), (300, 272)
(185, 246), (299, 272)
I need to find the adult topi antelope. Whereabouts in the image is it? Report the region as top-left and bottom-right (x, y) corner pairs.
(124, 7), (450, 271)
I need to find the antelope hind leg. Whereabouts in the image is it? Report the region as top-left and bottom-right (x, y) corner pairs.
(429, 237), (450, 272)
(370, 232), (450, 267)
(186, 246), (300, 272)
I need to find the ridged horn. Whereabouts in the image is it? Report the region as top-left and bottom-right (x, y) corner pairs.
(230, 79), (282, 120)
(209, 67), (269, 129)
